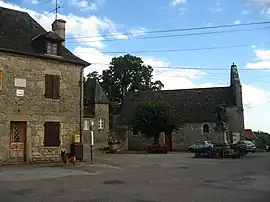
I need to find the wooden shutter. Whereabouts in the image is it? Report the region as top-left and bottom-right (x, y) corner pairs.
(52, 75), (60, 99)
(45, 74), (53, 98)
(44, 122), (60, 147)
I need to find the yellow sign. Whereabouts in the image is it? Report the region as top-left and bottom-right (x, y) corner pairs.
(0, 71), (2, 91)
(74, 134), (80, 143)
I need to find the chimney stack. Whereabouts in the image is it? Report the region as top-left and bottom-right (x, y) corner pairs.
(52, 19), (66, 46)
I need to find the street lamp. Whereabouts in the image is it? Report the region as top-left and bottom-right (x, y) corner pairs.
(90, 121), (94, 164)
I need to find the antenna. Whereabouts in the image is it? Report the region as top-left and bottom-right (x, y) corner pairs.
(47, 0), (61, 19)
(55, 0), (58, 20)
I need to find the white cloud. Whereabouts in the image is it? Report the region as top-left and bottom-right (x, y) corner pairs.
(171, 0), (186, 7)
(24, 0), (39, 4)
(234, 20), (241, 25)
(129, 28), (148, 37)
(254, 49), (270, 60)
(245, 48), (270, 69)
(69, 0), (97, 11)
(242, 84), (270, 108)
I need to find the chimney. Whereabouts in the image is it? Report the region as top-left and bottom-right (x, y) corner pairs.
(52, 19), (66, 46)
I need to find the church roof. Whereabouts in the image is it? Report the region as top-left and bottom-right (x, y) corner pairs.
(84, 79), (109, 118)
(85, 79), (109, 104)
(117, 86), (236, 125)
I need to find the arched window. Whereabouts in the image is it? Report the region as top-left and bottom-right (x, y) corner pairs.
(203, 124), (210, 133)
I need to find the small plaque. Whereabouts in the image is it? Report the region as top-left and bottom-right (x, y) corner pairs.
(74, 134), (80, 143)
(14, 78), (26, 88)
(16, 89), (24, 97)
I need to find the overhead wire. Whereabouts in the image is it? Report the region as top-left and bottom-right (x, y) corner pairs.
(66, 21), (270, 40)
(89, 62), (270, 71)
(66, 26), (270, 43)
(74, 41), (270, 54)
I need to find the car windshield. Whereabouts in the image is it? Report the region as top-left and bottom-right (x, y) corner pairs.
(239, 140), (254, 145)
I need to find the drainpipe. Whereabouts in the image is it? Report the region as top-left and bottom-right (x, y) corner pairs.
(79, 67), (84, 144)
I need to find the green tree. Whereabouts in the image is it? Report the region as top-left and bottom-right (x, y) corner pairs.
(132, 101), (182, 144)
(100, 54), (164, 114)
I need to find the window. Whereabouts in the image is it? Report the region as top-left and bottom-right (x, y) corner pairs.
(44, 122), (60, 147)
(98, 118), (105, 130)
(202, 124), (210, 133)
(83, 119), (90, 131)
(45, 74), (60, 99)
(46, 42), (58, 55)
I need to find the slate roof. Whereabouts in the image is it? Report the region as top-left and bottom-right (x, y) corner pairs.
(118, 86), (236, 125)
(84, 79), (109, 118)
(0, 7), (89, 66)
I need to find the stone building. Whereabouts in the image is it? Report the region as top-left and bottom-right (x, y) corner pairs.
(82, 79), (110, 158)
(0, 7), (89, 163)
(116, 63), (245, 151)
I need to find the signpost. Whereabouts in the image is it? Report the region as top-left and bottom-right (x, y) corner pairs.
(90, 121), (94, 164)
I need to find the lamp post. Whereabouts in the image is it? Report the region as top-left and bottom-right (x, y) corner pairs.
(90, 121), (94, 164)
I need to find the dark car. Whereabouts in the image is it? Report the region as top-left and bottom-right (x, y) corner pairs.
(188, 141), (213, 153)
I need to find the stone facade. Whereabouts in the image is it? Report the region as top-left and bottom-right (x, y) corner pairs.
(127, 123), (216, 151)
(82, 103), (109, 146)
(0, 52), (83, 163)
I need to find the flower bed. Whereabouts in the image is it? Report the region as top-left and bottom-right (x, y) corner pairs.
(147, 144), (168, 154)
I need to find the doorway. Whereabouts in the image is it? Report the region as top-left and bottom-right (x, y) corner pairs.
(165, 133), (172, 151)
(9, 121), (27, 162)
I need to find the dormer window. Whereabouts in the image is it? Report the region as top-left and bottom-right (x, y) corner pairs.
(46, 42), (58, 55)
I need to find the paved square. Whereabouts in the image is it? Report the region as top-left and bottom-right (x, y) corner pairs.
(0, 152), (270, 202)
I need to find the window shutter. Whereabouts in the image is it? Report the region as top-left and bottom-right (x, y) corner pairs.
(45, 74), (53, 98)
(51, 122), (60, 146)
(44, 122), (51, 146)
(44, 122), (60, 147)
(53, 75), (60, 99)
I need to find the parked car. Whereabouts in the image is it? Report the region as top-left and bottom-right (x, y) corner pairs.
(188, 141), (213, 152)
(233, 140), (256, 153)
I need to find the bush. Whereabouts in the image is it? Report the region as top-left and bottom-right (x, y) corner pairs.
(147, 144), (168, 154)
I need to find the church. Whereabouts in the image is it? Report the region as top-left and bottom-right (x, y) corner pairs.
(115, 63), (245, 151)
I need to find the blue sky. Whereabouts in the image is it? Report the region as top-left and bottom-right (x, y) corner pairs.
(1, 0), (270, 132)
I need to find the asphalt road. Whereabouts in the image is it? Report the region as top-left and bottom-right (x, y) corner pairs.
(0, 152), (270, 202)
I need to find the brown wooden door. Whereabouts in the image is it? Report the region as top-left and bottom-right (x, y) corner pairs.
(9, 121), (27, 162)
(165, 133), (172, 151)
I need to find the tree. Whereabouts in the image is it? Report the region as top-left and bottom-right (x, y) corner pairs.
(100, 54), (164, 114)
(132, 101), (182, 144)
(83, 71), (101, 105)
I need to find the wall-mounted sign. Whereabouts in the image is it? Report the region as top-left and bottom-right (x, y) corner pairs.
(0, 71), (2, 91)
(74, 134), (80, 143)
(16, 89), (24, 97)
(14, 78), (26, 88)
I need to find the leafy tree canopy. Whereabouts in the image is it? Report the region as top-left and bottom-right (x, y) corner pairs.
(132, 101), (182, 144)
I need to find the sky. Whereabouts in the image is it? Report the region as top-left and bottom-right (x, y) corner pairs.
(1, 0), (270, 132)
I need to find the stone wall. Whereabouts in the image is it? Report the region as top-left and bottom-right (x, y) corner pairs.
(126, 122), (216, 151)
(0, 52), (83, 163)
(82, 103), (109, 159)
